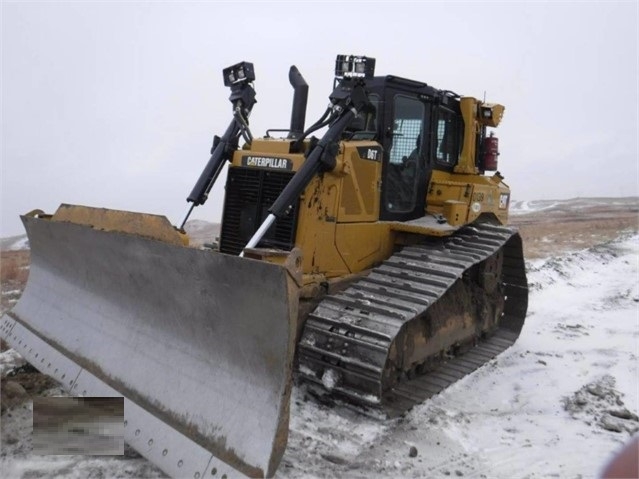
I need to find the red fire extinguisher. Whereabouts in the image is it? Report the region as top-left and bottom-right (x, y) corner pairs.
(481, 132), (499, 171)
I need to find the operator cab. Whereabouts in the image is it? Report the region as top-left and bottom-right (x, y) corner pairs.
(346, 76), (465, 222)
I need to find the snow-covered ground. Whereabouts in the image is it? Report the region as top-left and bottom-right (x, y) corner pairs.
(1, 233), (638, 478)
(509, 197), (638, 216)
(279, 232), (639, 479)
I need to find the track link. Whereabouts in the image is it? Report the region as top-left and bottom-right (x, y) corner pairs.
(297, 223), (528, 415)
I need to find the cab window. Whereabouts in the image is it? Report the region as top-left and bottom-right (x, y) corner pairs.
(383, 95), (424, 214)
(434, 108), (461, 166)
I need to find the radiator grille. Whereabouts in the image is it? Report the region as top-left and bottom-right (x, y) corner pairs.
(220, 167), (298, 255)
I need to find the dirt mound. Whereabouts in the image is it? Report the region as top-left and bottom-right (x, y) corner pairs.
(0, 250), (30, 315)
(563, 375), (639, 435)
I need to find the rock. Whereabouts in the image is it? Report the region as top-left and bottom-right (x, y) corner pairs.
(3, 380), (27, 398)
(321, 453), (349, 465)
(600, 414), (624, 433)
(599, 411), (639, 433)
(409, 446), (418, 457)
(1, 380), (28, 413)
(455, 471), (464, 477)
(586, 383), (609, 398)
(609, 408), (639, 421)
(575, 397), (588, 406)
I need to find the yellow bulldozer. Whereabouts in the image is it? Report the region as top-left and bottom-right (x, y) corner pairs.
(0, 55), (528, 478)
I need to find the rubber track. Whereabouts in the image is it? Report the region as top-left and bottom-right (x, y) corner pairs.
(297, 223), (528, 416)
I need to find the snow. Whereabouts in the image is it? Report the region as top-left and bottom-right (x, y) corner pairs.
(510, 200), (560, 214)
(8, 238), (29, 251)
(2, 290), (22, 296)
(321, 368), (339, 390)
(1, 234), (638, 478)
(509, 197), (639, 216)
(0, 349), (26, 376)
(1, 235), (29, 251)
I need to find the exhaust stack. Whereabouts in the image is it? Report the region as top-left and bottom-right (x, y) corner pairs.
(287, 65), (308, 139)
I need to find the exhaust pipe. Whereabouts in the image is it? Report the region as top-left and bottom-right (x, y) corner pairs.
(287, 65), (308, 139)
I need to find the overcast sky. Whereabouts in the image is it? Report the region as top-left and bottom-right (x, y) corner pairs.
(1, 1), (637, 237)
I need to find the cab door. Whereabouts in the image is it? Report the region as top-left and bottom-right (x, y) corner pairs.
(380, 90), (431, 221)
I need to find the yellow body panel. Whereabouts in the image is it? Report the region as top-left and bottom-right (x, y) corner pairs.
(232, 139), (305, 170)
(292, 141), (390, 280)
(426, 170), (510, 226)
(334, 222), (394, 274)
(336, 145), (381, 222)
(250, 138), (298, 154)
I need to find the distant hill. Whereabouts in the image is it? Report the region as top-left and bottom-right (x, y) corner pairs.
(0, 235), (29, 252)
(183, 220), (220, 247)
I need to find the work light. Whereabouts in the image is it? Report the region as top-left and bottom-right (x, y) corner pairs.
(223, 62), (256, 87)
(334, 55), (375, 79)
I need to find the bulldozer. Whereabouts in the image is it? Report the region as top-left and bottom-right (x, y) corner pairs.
(0, 55), (528, 478)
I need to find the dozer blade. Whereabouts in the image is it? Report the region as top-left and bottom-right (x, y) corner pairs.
(0, 208), (298, 478)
